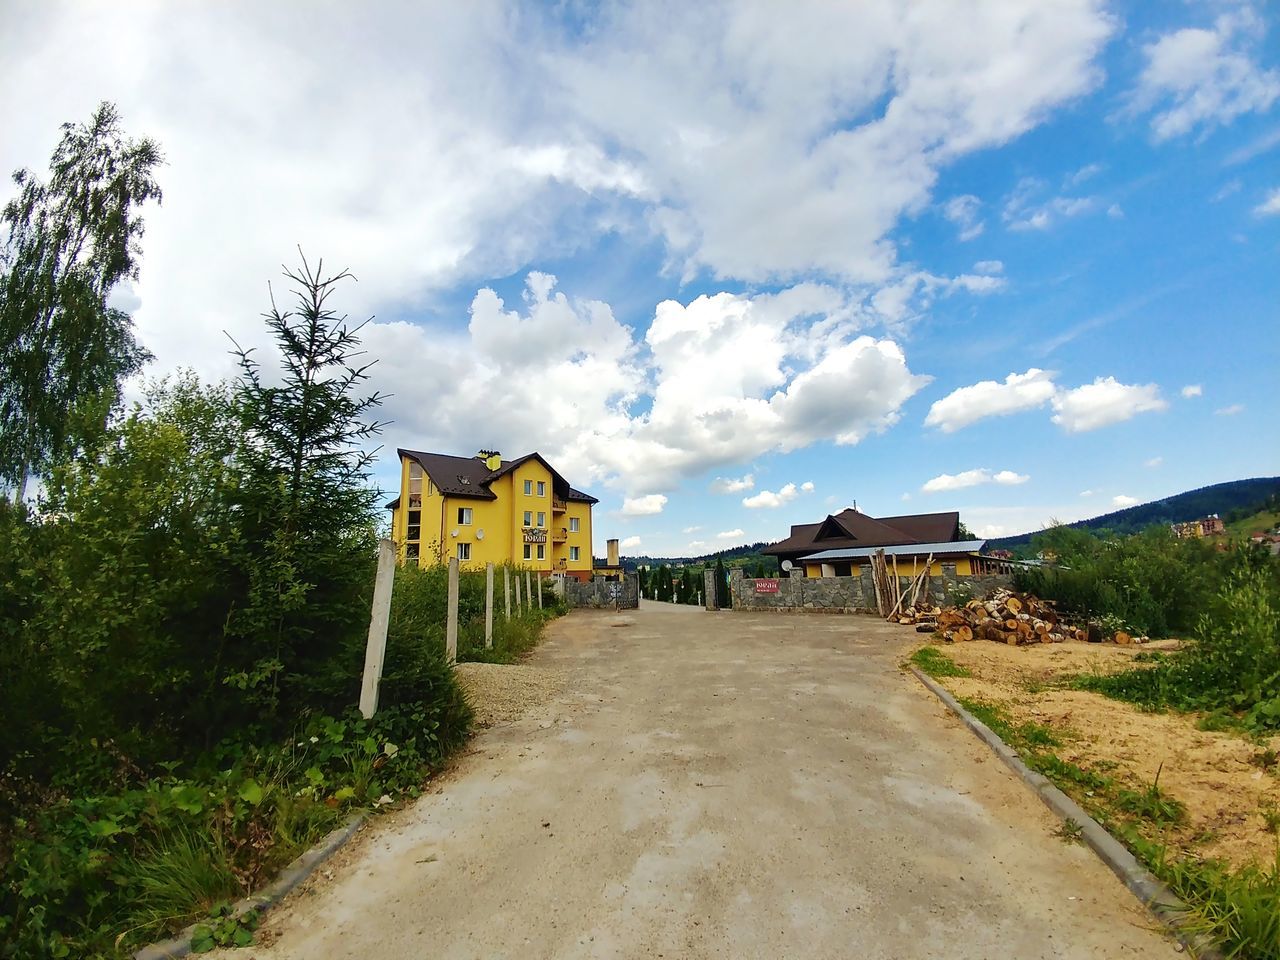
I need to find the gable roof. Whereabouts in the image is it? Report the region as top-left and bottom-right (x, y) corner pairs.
(762, 508), (961, 558)
(800, 540), (986, 562)
(396, 448), (599, 505)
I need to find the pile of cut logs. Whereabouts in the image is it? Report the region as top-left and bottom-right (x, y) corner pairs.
(892, 587), (1147, 646)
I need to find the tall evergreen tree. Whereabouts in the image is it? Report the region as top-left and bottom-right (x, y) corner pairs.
(714, 556), (731, 608)
(0, 102), (162, 499)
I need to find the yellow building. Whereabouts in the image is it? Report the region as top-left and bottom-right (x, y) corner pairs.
(798, 540), (998, 579)
(387, 448), (598, 580)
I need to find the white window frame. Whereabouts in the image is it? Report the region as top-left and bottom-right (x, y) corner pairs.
(570, 546), (580, 561)
(524, 479), (532, 495)
(569, 517), (579, 532)
(537, 511), (546, 527)
(457, 543), (471, 561)
(536, 544), (545, 560)
(523, 510), (533, 526)
(457, 507), (472, 525)
(523, 544), (531, 560)
(536, 481), (546, 496)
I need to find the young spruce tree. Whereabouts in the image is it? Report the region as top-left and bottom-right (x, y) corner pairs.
(227, 254), (386, 715)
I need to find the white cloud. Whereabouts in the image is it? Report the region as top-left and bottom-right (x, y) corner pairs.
(901, 492), (912, 501)
(681, 525), (702, 534)
(1255, 188), (1280, 216)
(716, 529), (745, 540)
(800, 481), (815, 492)
(922, 468), (1029, 493)
(1216, 403), (1245, 416)
(943, 194), (985, 241)
(620, 535), (642, 549)
(710, 474), (754, 494)
(1132, 7), (1280, 141)
(1080, 490), (1094, 497)
(743, 482), (808, 509)
(1050, 377), (1167, 432)
(1145, 456), (1163, 468)
(1065, 161), (1103, 186)
(1181, 384), (1203, 398)
(622, 494), (668, 516)
(973, 260), (1004, 274)
(925, 368), (1058, 432)
(1003, 177), (1098, 231)
(1112, 495), (1139, 507)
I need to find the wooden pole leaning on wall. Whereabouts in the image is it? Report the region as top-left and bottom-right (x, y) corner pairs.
(359, 538), (397, 719)
(485, 562), (495, 649)
(504, 566), (512, 620)
(446, 557), (459, 665)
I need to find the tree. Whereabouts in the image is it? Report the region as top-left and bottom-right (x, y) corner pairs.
(0, 102), (162, 499)
(957, 519), (975, 540)
(226, 254), (386, 712)
(714, 556), (731, 609)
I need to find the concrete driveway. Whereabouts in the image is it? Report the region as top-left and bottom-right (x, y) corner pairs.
(248, 602), (1174, 959)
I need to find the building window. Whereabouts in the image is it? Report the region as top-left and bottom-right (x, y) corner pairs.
(523, 544), (531, 560)
(569, 517), (579, 532)
(406, 543), (420, 560)
(408, 461), (423, 508)
(457, 507), (472, 525)
(524, 479), (532, 495)
(537, 511), (546, 527)
(570, 546), (580, 561)
(536, 481), (546, 497)
(457, 543), (471, 561)
(523, 510), (532, 526)
(536, 544), (545, 560)
(407, 509), (421, 543)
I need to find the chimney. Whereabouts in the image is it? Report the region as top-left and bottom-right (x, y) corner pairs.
(477, 449), (502, 470)
(607, 538), (619, 567)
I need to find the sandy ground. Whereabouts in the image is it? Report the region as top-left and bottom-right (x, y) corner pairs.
(937, 639), (1280, 868)
(454, 662), (568, 729)
(231, 602), (1177, 960)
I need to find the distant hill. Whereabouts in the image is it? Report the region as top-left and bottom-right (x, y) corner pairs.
(987, 477), (1280, 548)
(623, 541), (775, 570)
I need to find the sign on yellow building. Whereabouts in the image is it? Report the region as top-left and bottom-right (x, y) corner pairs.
(387, 448), (597, 580)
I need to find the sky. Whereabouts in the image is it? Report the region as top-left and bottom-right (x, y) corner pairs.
(3, 0), (1278, 557)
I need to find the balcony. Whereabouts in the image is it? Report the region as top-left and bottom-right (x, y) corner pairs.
(552, 527), (568, 543)
(552, 497), (567, 513)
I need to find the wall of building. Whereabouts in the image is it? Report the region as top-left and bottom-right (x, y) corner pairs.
(564, 573), (640, 609)
(729, 566), (1013, 613)
(802, 556), (975, 578)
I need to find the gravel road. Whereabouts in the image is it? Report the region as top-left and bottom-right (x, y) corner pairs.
(243, 601), (1176, 959)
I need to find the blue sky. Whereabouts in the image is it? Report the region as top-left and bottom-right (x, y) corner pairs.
(3, 1), (1278, 556)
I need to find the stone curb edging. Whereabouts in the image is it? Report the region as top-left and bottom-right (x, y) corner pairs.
(908, 666), (1222, 960)
(134, 813), (368, 960)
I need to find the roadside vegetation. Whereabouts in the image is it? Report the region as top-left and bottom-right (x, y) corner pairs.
(0, 105), (559, 958)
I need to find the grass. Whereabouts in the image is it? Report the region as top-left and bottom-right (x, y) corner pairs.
(947, 694), (1276, 958)
(908, 645), (971, 679)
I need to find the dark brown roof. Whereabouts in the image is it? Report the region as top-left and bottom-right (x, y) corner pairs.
(762, 508), (961, 559)
(385, 497), (400, 510)
(397, 448), (599, 505)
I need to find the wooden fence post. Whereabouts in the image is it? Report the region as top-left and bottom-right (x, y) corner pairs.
(536, 572), (543, 609)
(504, 566), (511, 620)
(525, 571), (532, 611)
(514, 571), (522, 611)
(359, 538), (396, 719)
(485, 562), (494, 649)
(446, 557), (459, 664)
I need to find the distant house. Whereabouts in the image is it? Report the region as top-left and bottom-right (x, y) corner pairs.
(763, 508), (998, 578)
(1171, 514), (1225, 539)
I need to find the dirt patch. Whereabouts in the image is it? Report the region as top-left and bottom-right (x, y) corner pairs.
(454, 662), (566, 728)
(932, 639), (1280, 869)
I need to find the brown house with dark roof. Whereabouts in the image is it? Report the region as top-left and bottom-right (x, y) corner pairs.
(762, 508), (960, 569)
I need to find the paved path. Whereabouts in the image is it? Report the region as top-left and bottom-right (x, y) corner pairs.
(250, 603), (1174, 959)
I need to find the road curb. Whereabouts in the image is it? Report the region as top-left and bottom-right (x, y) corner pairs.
(908, 666), (1222, 960)
(134, 813), (368, 960)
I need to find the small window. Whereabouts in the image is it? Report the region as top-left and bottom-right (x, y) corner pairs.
(457, 543), (471, 561)
(536, 544), (545, 560)
(536, 481), (545, 497)
(524, 479), (532, 495)
(569, 517), (579, 532)
(406, 543), (420, 559)
(570, 546), (580, 561)
(457, 507), (472, 525)
(523, 544), (531, 560)
(523, 510), (532, 526)
(407, 525), (420, 541)
(537, 512), (546, 527)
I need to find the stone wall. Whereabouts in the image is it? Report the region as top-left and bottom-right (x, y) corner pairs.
(728, 565), (1012, 614)
(565, 573), (640, 609)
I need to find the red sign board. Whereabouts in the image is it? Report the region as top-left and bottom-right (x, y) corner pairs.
(754, 578), (780, 593)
